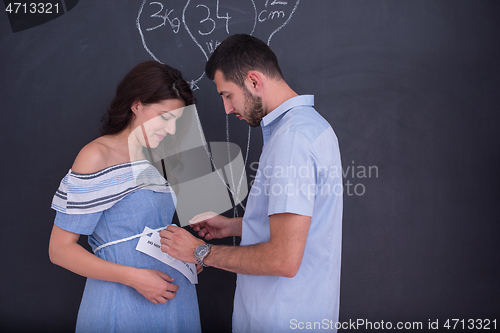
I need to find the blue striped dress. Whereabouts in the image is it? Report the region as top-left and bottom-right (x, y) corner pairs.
(51, 160), (201, 333)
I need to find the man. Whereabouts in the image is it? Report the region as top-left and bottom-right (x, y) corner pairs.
(160, 34), (343, 332)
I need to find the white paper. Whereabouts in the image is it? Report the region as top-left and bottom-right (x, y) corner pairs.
(135, 226), (198, 284)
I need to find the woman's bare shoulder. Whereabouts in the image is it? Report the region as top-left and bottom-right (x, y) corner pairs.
(71, 137), (112, 174)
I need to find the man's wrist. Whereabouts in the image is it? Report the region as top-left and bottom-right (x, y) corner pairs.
(194, 243), (213, 267)
(228, 217), (243, 237)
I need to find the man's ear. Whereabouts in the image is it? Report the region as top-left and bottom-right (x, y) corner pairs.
(246, 71), (262, 92)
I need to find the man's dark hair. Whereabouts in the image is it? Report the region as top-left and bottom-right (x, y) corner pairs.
(205, 34), (283, 87)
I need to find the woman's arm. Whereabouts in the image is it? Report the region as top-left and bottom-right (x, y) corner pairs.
(49, 138), (179, 304)
(48, 225), (178, 304)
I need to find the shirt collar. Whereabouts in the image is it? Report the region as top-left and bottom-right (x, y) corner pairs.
(261, 95), (314, 127)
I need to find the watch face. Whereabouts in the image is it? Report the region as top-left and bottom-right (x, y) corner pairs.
(195, 245), (208, 257)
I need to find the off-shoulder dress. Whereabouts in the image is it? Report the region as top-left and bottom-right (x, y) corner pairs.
(51, 160), (201, 333)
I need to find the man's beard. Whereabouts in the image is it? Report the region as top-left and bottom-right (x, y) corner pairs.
(243, 87), (264, 127)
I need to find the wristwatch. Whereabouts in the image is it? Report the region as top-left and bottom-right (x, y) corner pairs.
(194, 243), (212, 267)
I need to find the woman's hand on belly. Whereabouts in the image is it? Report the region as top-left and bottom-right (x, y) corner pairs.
(126, 268), (179, 304)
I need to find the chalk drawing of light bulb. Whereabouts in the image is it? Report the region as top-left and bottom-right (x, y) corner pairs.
(135, 0), (300, 220)
(137, 0), (300, 89)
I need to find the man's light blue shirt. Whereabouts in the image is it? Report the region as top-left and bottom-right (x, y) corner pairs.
(233, 95), (343, 332)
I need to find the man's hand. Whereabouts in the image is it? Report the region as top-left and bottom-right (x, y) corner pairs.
(160, 225), (205, 263)
(189, 211), (241, 240)
(190, 213), (311, 277)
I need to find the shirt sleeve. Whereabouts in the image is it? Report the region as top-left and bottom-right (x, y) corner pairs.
(265, 130), (318, 217)
(54, 210), (103, 235)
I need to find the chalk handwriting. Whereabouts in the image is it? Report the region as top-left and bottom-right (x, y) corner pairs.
(196, 4), (216, 35)
(206, 39), (221, 54)
(145, 2), (180, 33)
(137, 0), (300, 87)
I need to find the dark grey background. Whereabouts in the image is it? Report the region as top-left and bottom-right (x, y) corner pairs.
(1, 1), (499, 332)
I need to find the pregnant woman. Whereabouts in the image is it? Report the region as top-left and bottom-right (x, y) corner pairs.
(48, 61), (201, 333)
